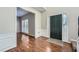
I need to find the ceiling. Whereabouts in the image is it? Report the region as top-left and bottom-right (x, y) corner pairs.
(17, 7), (29, 17)
(17, 7), (46, 17)
(33, 7), (46, 12)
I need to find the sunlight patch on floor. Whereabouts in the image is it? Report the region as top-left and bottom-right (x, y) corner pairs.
(45, 46), (51, 52)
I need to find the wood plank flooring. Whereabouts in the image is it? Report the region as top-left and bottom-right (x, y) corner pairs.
(6, 32), (73, 52)
(7, 33), (62, 52)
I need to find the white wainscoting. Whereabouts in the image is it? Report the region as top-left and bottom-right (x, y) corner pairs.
(77, 41), (79, 52)
(41, 29), (49, 37)
(0, 33), (16, 51)
(77, 37), (79, 52)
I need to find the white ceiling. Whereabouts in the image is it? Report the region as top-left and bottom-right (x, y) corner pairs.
(33, 7), (46, 12)
(17, 7), (29, 17)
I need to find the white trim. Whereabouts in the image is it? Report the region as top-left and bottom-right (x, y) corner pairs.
(77, 16), (79, 38)
(77, 16), (79, 52)
(47, 14), (50, 38)
(62, 14), (69, 43)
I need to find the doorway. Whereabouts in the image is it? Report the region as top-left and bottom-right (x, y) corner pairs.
(47, 14), (63, 46)
(17, 7), (35, 36)
(48, 14), (68, 45)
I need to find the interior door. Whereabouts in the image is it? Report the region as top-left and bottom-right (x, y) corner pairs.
(50, 14), (62, 40)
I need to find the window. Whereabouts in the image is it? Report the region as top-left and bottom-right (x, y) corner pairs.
(22, 19), (29, 33)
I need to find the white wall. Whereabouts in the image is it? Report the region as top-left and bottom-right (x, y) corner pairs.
(41, 7), (79, 42)
(21, 7), (42, 38)
(0, 7), (16, 33)
(0, 7), (16, 51)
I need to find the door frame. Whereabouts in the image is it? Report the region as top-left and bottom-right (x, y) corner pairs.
(16, 7), (36, 37)
(20, 7), (42, 38)
(47, 13), (69, 42)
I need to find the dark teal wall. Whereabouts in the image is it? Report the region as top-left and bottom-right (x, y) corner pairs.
(50, 14), (62, 40)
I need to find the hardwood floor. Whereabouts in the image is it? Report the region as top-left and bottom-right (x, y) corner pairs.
(7, 32), (62, 52)
(62, 42), (73, 52)
(6, 32), (74, 52)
